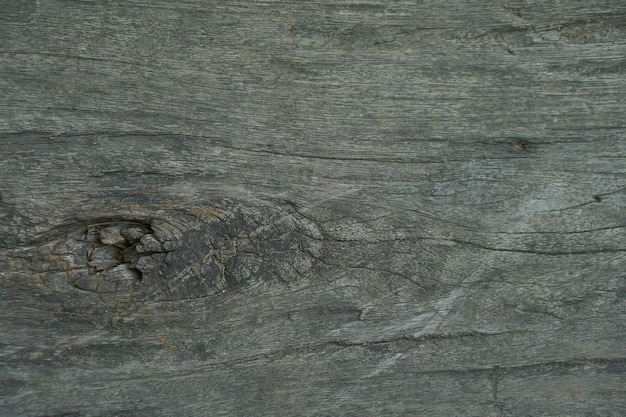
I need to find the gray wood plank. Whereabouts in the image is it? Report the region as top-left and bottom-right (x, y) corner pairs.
(1, 1), (625, 416)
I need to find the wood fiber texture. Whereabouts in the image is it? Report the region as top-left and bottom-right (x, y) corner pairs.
(1, 1), (625, 416)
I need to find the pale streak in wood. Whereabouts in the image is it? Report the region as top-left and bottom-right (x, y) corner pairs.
(1, 1), (625, 416)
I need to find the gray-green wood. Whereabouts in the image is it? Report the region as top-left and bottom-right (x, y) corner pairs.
(1, 1), (625, 416)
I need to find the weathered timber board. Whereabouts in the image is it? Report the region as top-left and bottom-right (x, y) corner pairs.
(1, 1), (625, 416)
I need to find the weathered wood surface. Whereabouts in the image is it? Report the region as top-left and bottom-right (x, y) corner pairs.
(1, 1), (625, 415)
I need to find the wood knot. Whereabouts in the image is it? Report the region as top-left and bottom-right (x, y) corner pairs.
(75, 221), (165, 293)
(30, 200), (323, 302)
(511, 139), (531, 152)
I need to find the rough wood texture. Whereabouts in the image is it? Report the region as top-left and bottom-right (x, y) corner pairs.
(1, 1), (625, 416)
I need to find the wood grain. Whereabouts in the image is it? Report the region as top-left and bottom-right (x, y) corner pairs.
(1, 1), (625, 416)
